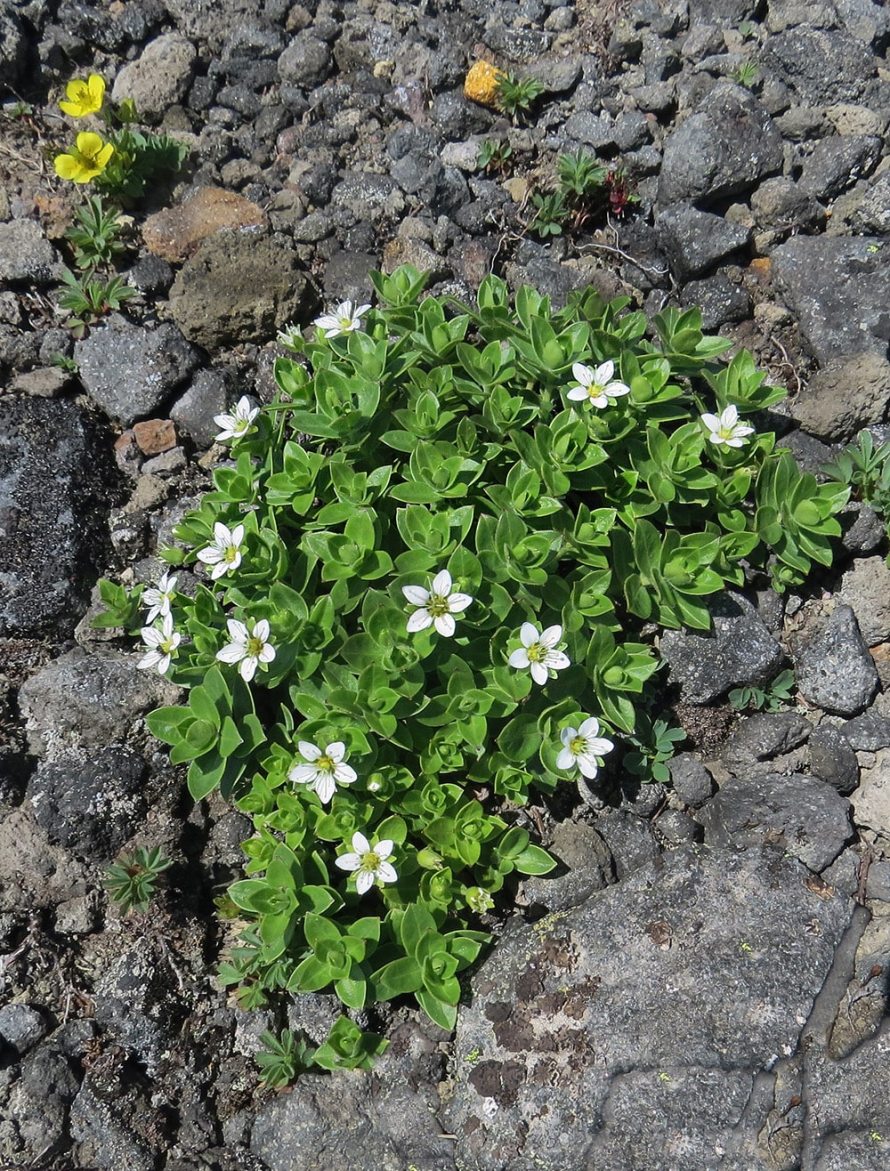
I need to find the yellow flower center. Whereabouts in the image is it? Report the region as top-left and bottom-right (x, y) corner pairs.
(427, 593), (450, 617)
(246, 636), (265, 658)
(569, 735), (587, 756)
(316, 755), (334, 773)
(588, 382), (605, 397)
(224, 544), (239, 563)
(361, 851), (382, 871)
(526, 642), (546, 663)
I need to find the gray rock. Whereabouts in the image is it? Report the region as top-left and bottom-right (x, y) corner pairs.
(848, 171), (890, 235)
(699, 772), (852, 871)
(75, 315), (198, 426)
(169, 231), (311, 349)
(840, 503), (885, 556)
(656, 205), (750, 280)
(658, 82), (783, 205)
(762, 27), (875, 104)
(0, 1005), (47, 1056)
(169, 368), (232, 448)
(277, 34), (331, 87)
(0, 219), (59, 286)
(792, 353), (890, 442)
(850, 749), (890, 836)
(10, 366), (71, 397)
(446, 847), (851, 1171)
(654, 807), (702, 844)
(330, 171), (407, 227)
(27, 746), (146, 860)
(771, 236), (890, 364)
(792, 604), (879, 715)
(799, 135), (882, 200)
(815, 1130), (890, 1171)
(70, 1078), (157, 1171)
(594, 811), (661, 880)
(0, 397), (115, 638)
(835, 0), (890, 48)
(19, 646), (177, 758)
(722, 711), (813, 771)
(668, 753), (715, 807)
(6, 1037), (81, 1166)
(808, 725), (860, 794)
(839, 555), (890, 646)
(0, 808), (89, 915)
(0, 8), (27, 85)
(660, 591), (786, 705)
(750, 176), (824, 232)
(521, 821), (613, 911)
(843, 711), (890, 751)
(563, 110), (616, 150)
(93, 939), (180, 1074)
(524, 55), (582, 95)
(680, 274), (751, 329)
(111, 33), (197, 119)
(867, 859), (890, 900)
(690, 0), (760, 21)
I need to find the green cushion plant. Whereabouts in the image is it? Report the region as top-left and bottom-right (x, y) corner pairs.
(98, 266), (848, 1032)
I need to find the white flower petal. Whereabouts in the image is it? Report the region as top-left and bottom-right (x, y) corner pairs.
(556, 747), (575, 770)
(351, 832), (371, 855)
(576, 755), (599, 779)
(289, 764), (318, 784)
(334, 763), (357, 785)
(377, 861), (397, 884)
(594, 360), (615, 383)
(508, 648), (530, 668)
(434, 613), (456, 637)
(560, 726), (577, 746)
(448, 592), (473, 613)
(572, 362), (592, 385)
(605, 381), (630, 398)
(539, 625), (563, 648)
(335, 853), (361, 872)
(258, 642), (276, 663)
(216, 643), (246, 664)
(700, 413), (721, 433)
(239, 656), (258, 682)
(546, 650), (571, 670)
(326, 741), (346, 763)
(530, 661), (549, 686)
(315, 772), (337, 804)
(407, 608), (433, 633)
(431, 569), (452, 597)
(567, 387), (589, 401)
(299, 741), (322, 761)
(588, 393), (609, 408)
(588, 736), (614, 756)
(214, 521), (231, 545)
(231, 524), (245, 547)
(227, 619), (249, 642)
(355, 870), (375, 895)
(210, 561), (230, 580)
(402, 585), (430, 606)
(374, 840), (393, 859)
(138, 650), (162, 670)
(578, 717), (600, 738)
(196, 545), (224, 564)
(253, 619), (270, 641)
(519, 622), (539, 648)
(722, 405), (739, 426)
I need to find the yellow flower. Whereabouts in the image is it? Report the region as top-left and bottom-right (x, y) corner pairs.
(58, 74), (105, 118)
(464, 60), (505, 109)
(54, 132), (114, 184)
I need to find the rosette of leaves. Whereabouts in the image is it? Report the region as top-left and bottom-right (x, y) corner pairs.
(101, 267), (848, 1033)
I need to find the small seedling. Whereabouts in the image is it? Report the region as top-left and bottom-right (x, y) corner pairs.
(729, 668), (795, 714)
(496, 72), (545, 121)
(624, 716), (686, 784)
(478, 138), (513, 176)
(557, 150), (607, 200)
(255, 1028), (312, 1088)
(529, 190), (567, 237)
(65, 195), (128, 269)
(733, 60), (760, 88)
(104, 845), (173, 913)
(58, 267), (137, 336)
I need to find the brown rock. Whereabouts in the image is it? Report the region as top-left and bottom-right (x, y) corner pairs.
(142, 187), (267, 263)
(132, 418), (177, 455)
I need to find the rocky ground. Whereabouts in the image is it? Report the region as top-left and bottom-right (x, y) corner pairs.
(2, 0), (890, 1168)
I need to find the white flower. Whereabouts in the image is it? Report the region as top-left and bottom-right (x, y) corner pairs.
(335, 831), (397, 895)
(137, 613), (181, 675)
(402, 569), (473, 637)
(556, 717), (615, 780)
(142, 571), (177, 623)
(214, 396), (260, 443)
(566, 360), (631, 408)
(216, 617), (276, 683)
(288, 740), (357, 805)
(313, 299), (371, 339)
(701, 405), (755, 448)
(508, 622), (571, 686)
(196, 522), (245, 581)
(276, 322), (303, 351)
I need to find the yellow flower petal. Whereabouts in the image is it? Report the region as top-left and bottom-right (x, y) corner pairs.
(96, 143), (114, 169)
(87, 74), (105, 107)
(54, 153), (81, 180)
(75, 130), (104, 158)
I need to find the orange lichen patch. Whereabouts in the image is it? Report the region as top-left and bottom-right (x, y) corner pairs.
(464, 60), (505, 108)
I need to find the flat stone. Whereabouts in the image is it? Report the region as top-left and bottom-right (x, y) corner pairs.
(850, 749), (890, 837)
(722, 711), (813, 772)
(169, 231), (311, 349)
(9, 366), (71, 397)
(824, 104), (887, 137)
(792, 604), (879, 716)
(0, 219), (59, 286)
(0, 397), (115, 638)
(698, 773), (852, 871)
(792, 353), (890, 442)
(799, 135), (882, 200)
(132, 418), (176, 456)
(521, 821), (613, 912)
(762, 27), (875, 104)
(111, 32), (197, 119)
(277, 33), (331, 87)
(668, 753), (715, 807)
(75, 315), (199, 426)
(169, 368), (231, 449)
(19, 646), (178, 758)
(658, 82), (783, 205)
(848, 171), (890, 236)
(142, 186), (267, 263)
(843, 711), (890, 751)
(446, 847), (851, 1171)
(0, 1005), (47, 1056)
(771, 236), (890, 364)
(656, 204), (750, 279)
(659, 591), (785, 705)
(808, 724), (860, 794)
(839, 556), (890, 646)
